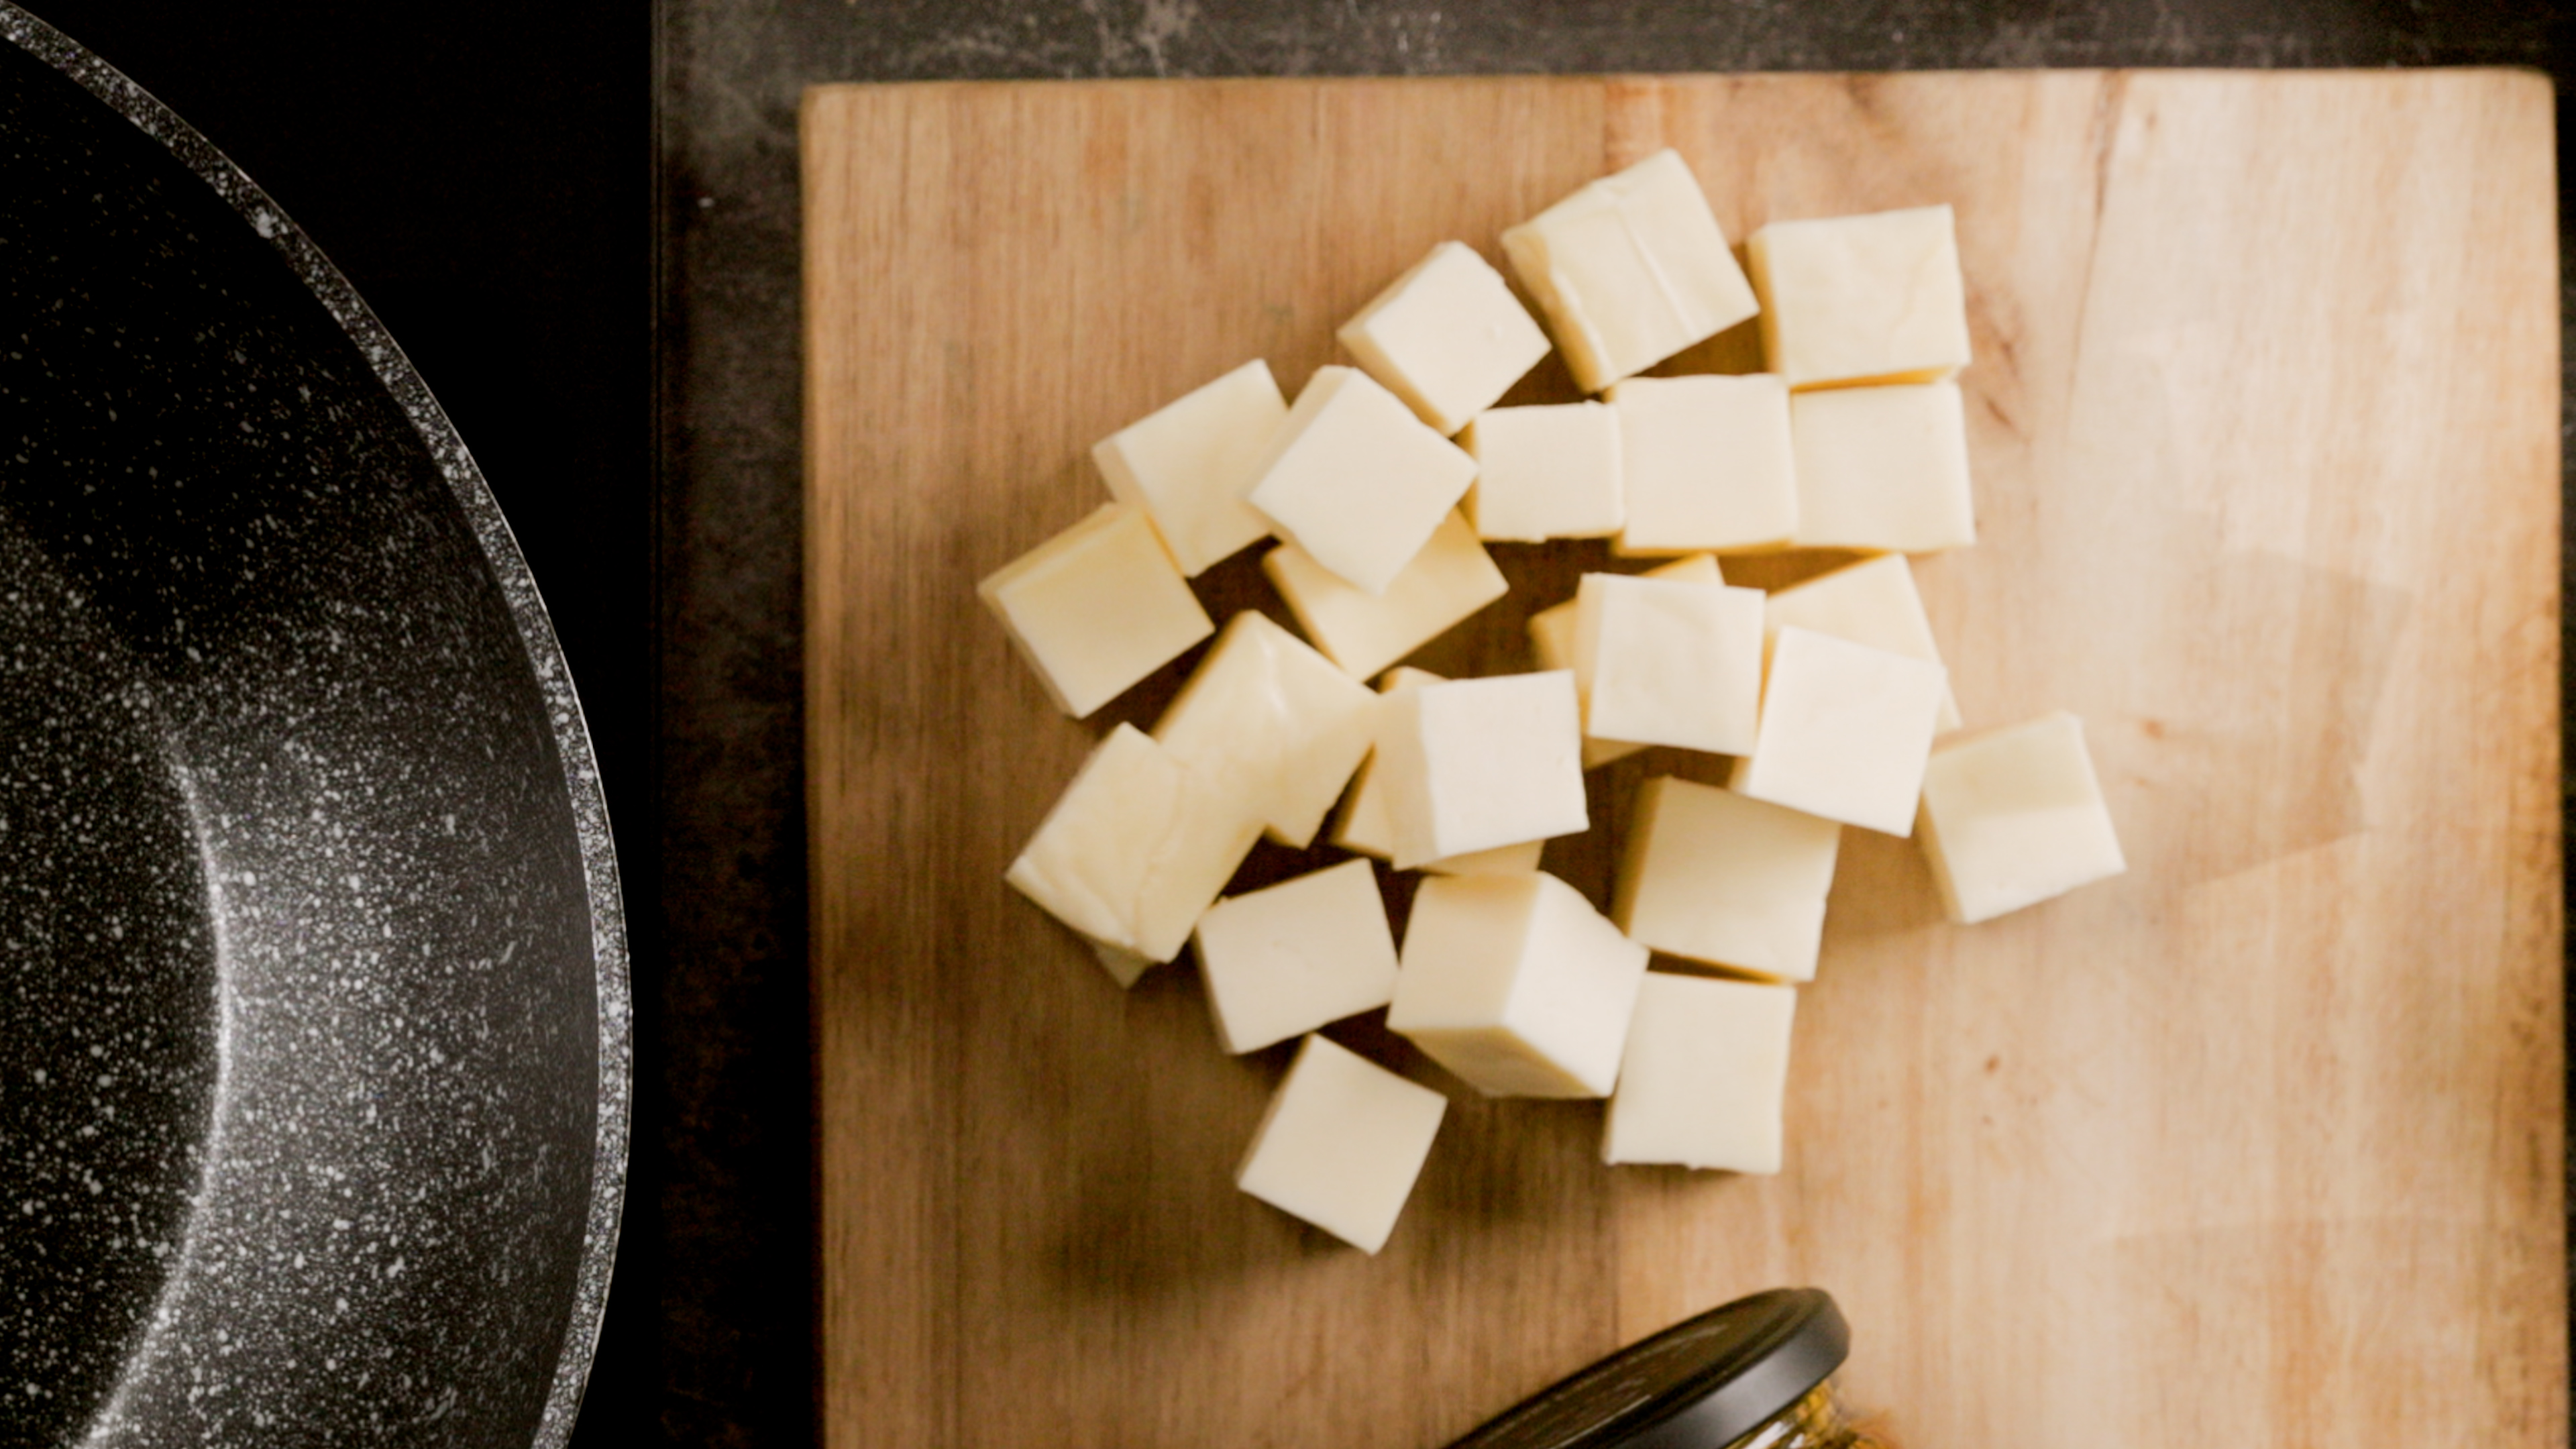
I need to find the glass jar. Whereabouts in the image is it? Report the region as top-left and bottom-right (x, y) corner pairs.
(1442, 1287), (1890, 1449)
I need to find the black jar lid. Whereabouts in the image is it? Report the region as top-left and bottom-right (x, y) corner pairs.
(1443, 1287), (1851, 1449)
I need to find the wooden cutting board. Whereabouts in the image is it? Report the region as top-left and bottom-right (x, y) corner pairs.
(802, 72), (2562, 1448)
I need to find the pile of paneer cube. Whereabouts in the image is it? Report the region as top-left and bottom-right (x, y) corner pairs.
(979, 150), (2127, 1256)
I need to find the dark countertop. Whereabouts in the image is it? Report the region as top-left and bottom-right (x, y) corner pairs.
(21, 1), (2565, 1444)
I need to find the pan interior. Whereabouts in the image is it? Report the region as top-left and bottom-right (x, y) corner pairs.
(0, 521), (219, 1427)
(1, 19), (614, 1447)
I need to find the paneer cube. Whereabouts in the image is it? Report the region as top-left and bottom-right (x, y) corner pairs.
(1338, 241), (1553, 435)
(1607, 374), (1798, 555)
(1764, 553), (1962, 733)
(1603, 973), (1796, 1173)
(1387, 871), (1650, 1098)
(1501, 150), (1760, 392)
(1005, 723), (1263, 980)
(1246, 366), (1480, 596)
(1527, 554), (1724, 769)
(1745, 204), (1972, 389)
(1154, 611), (1378, 848)
(1789, 380), (1975, 553)
(1460, 401), (1623, 542)
(1916, 711), (2126, 924)
(1528, 555), (1724, 671)
(1375, 672), (1588, 870)
(1729, 627), (1945, 837)
(977, 502), (1216, 718)
(1090, 359), (1290, 576)
(1613, 776), (1841, 983)
(1263, 509), (1507, 680)
(1331, 669), (1551, 876)
(1572, 572), (1766, 755)
(1236, 1034), (1447, 1254)
(1195, 859), (1400, 1054)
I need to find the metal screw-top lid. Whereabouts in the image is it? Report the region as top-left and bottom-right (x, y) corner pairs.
(1444, 1288), (1851, 1449)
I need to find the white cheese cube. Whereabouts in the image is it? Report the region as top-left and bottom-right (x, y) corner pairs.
(1377, 665), (1448, 692)
(1916, 711), (2126, 924)
(1246, 366), (1480, 596)
(1325, 667), (1428, 860)
(1090, 359), (1290, 576)
(1527, 554), (1723, 671)
(1460, 402), (1623, 542)
(1527, 555), (1725, 769)
(1332, 669), (1544, 875)
(1376, 672), (1588, 871)
(1154, 611), (1378, 849)
(1236, 1034), (1447, 1254)
(1387, 871), (1650, 1098)
(1089, 941), (1155, 990)
(977, 502), (1216, 718)
(1789, 381), (1975, 553)
(1332, 758), (1399, 859)
(1194, 859), (1400, 1054)
(1501, 150), (1759, 393)
(1006, 723), (1263, 978)
(1607, 374), (1799, 555)
(1573, 573), (1766, 755)
(1764, 553), (1962, 733)
(1730, 627), (1945, 837)
(1603, 973), (1796, 1173)
(1613, 776), (1841, 983)
(1421, 841), (1546, 876)
(1263, 508), (1507, 680)
(1745, 205), (1972, 389)
(1337, 241), (1553, 436)
(1526, 598), (1576, 675)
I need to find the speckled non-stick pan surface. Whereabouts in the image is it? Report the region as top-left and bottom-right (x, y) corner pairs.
(0, 7), (629, 1444)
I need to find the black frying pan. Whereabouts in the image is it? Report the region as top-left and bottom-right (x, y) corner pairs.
(0, 6), (627, 1443)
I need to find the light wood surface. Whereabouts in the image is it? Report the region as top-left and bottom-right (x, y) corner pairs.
(802, 72), (2562, 1448)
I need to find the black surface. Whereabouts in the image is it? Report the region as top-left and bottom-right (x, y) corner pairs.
(1, 7), (622, 1443)
(11, 2), (2564, 1446)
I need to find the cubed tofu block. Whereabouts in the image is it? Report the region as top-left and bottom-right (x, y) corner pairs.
(1613, 777), (1841, 983)
(1608, 374), (1798, 555)
(1246, 366), (1480, 596)
(1338, 241), (1553, 436)
(1387, 871), (1650, 1098)
(1376, 672), (1588, 870)
(1764, 553), (1962, 733)
(1461, 402), (1623, 542)
(1746, 205), (1972, 389)
(1006, 723), (1263, 979)
(1916, 711), (2126, 924)
(1528, 555), (1723, 670)
(1263, 509), (1507, 680)
(1090, 359), (1290, 576)
(1422, 841), (1547, 876)
(1603, 973), (1796, 1173)
(1338, 771), (1543, 873)
(1574, 573), (1766, 755)
(1332, 669), (1550, 876)
(1501, 150), (1760, 393)
(1730, 628), (1946, 837)
(1527, 555), (1724, 769)
(1789, 381), (1975, 553)
(1195, 859), (1400, 1054)
(1154, 612), (1378, 849)
(977, 502), (1216, 718)
(1236, 1034), (1448, 1254)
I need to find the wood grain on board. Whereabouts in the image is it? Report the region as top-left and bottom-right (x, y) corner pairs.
(802, 72), (2561, 1448)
